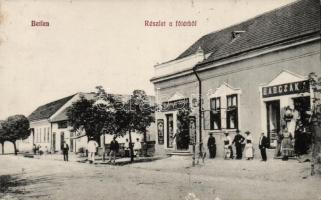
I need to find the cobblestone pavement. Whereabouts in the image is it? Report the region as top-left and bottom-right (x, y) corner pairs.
(0, 155), (320, 200)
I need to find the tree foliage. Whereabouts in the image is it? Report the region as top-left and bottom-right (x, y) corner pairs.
(66, 87), (117, 141)
(1, 115), (30, 155)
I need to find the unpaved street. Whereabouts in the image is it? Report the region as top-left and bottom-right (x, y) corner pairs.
(0, 155), (320, 200)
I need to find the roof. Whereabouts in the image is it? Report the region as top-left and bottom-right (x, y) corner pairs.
(51, 93), (95, 123)
(50, 93), (155, 122)
(175, 0), (320, 65)
(28, 94), (76, 122)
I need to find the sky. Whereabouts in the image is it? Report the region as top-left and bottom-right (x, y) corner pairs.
(0, 0), (295, 119)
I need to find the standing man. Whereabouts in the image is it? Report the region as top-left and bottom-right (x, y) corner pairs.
(207, 133), (216, 159)
(87, 139), (98, 164)
(233, 130), (245, 159)
(62, 141), (69, 162)
(109, 136), (119, 164)
(133, 138), (142, 158)
(259, 132), (269, 161)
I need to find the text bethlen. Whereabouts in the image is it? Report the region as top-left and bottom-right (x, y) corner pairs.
(31, 20), (50, 27)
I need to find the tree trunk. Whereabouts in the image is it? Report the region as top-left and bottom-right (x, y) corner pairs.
(1, 141), (4, 155)
(128, 129), (134, 162)
(143, 130), (147, 157)
(13, 141), (17, 155)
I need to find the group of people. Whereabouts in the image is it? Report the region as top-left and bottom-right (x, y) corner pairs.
(86, 136), (142, 164)
(206, 130), (270, 161)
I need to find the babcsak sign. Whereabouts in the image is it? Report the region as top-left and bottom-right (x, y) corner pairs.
(262, 80), (309, 98)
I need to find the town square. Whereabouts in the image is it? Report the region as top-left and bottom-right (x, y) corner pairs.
(0, 0), (320, 200)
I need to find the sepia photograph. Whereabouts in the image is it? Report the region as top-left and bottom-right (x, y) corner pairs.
(0, 0), (320, 199)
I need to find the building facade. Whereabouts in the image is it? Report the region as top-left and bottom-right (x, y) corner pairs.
(151, 0), (321, 158)
(20, 92), (155, 154)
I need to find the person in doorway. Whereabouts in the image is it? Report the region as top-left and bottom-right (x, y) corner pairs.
(281, 128), (294, 161)
(207, 133), (216, 159)
(124, 138), (130, 157)
(62, 141), (69, 161)
(232, 129), (245, 159)
(223, 131), (233, 159)
(274, 129), (284, 158)
(259, 132), (269, 161)
(244, 131), (254, 160)
(87, 139), (98, 164)
(134, 138), (142, 158)
(109, 136), (119, 164)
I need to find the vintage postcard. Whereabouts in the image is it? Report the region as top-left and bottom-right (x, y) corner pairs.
(0, 0), (320, 200)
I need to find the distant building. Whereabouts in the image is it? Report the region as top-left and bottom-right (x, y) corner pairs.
(19, 92), (155, 153)
(151, 0), (321, 157)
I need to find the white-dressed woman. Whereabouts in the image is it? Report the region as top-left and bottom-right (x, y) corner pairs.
(244, 131), (254, 160)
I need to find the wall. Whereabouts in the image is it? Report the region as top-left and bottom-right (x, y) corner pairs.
(152, 39), (321, 158)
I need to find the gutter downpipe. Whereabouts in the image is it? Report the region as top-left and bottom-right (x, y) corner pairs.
(192, 65), (202, 165)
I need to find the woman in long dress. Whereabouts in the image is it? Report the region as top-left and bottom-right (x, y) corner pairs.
(244, 131), (254, 160)
(281, 128), (294, 160)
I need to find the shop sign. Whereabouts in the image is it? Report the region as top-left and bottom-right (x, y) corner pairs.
(262, 80), (309, 98)
(161, 98), (189, 111)
(189, 116), (196, 145)
(157, 119), (164, 145)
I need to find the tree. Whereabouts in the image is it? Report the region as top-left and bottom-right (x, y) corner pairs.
(2, 115), (30, 155)
(123, 90), (155, 161)
(0, 120), (6, 154)
(66, 92), (116, 143)
(309, 72), (321, 175)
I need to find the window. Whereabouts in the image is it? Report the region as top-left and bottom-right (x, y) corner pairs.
(39, 128), (42, 143)
(44, 128), (46, 142)
(58, 121), (68, 129)
(47, 128), (50, 142)
(226, 94), (238, 129)
(210, 97), (221, 130)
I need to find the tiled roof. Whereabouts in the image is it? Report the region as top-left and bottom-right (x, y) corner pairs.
(28, 94), (76, 122)
(51, 93), (95, 122)
(176, 0), (320, 64)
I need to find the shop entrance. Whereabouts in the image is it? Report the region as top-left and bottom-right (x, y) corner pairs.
(293, 96), (312, 154)
(266, 100), (280, 147)
(176, 119), (190, 150)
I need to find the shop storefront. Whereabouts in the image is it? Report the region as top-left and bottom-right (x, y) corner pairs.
(260, 71), (312, 151)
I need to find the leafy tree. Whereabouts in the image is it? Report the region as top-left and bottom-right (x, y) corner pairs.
(309, 72), (321, 175)
(123, 90), (155, 161)
(2, 115), (30, 155)
(176, 108), (191, 150)
(67, 86), (118, 149)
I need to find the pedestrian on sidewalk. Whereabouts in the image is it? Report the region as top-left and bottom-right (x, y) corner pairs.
(207, 133), (216, 159)
(134, 138), (142, 158)
(232, 129), (245, 159)
(124, 138), (130, 157)
(196, 142), (206, 164)
(223, 131), (233, 159)
(244, 131), (254, 160)
(87, 139), (98, 164)
(109, 136), (119, 164)
(259, 132), (269, 161)
(62, 141), (69, 161)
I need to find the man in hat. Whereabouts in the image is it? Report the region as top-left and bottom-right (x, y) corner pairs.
(109, 136), (119, 164)
(259, 132), (269, 161)
(207, 133), (216, 159)
(223, 131), (233, 159)
(232, 129), (245, 159)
